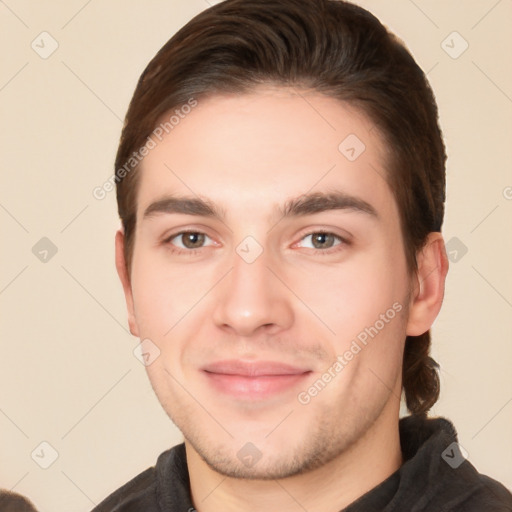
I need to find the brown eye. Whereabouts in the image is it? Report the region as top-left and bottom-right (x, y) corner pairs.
(164, 231), (213, 254)
(310, 232), (338, 249)
(300, 232), (344, 250)
(180, 232), (206, 249)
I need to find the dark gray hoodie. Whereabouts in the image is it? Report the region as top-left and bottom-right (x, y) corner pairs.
(92, 415), (512, 511)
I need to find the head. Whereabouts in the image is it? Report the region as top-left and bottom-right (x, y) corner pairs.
(115, 0), (448, 478)
(0, 491), (38, 512)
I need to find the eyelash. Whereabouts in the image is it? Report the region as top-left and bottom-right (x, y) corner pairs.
(162, 230), (349, 257)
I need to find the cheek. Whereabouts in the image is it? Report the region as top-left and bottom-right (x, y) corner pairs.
(130, 248), (208, 335)
(294, 247), (407, 337)
(335, 250), (409, 390)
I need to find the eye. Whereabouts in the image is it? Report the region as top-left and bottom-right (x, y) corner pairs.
(163, 229), (349, 256)
(164, 230), (214, 254)
(297, 231), (348, 254)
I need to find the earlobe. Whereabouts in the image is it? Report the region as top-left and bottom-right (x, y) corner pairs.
(405, 233), (449, 336)
(115, 229), (140, 337)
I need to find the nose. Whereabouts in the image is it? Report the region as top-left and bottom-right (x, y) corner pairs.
(212, 246), (294, 337)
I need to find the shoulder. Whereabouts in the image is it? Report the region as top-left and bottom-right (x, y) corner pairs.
(398, 415), (512, 511)
(91, 448), (177, 512)
(91, 466), (158, 512)
(460, 473), (512, 511)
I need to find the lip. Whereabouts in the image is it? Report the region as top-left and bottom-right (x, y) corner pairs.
(202, 360), (312, 400)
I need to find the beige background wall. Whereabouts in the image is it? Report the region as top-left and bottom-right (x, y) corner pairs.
(0, 1), (511, 511)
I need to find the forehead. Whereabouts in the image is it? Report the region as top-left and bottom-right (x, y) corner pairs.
(136, 87), (395, 223)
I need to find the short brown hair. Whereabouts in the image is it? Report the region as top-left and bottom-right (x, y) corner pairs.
(115, 0), (446, 415)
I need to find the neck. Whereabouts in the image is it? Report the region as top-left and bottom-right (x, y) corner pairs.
(186, 402), (403, 512)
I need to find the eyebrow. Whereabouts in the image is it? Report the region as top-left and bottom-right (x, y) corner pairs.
(142, 190), (379, 222)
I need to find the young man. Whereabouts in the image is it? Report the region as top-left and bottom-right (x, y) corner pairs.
(94, 0), (512, 510)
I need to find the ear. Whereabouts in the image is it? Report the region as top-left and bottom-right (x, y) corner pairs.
(115, 229), (140, 337)
(406, 232), (449, 336)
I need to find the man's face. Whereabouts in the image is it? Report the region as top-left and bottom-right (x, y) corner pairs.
(123, 87), (414, 478)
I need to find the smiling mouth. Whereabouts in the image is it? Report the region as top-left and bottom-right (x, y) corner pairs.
(201, 360), (312, 399)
